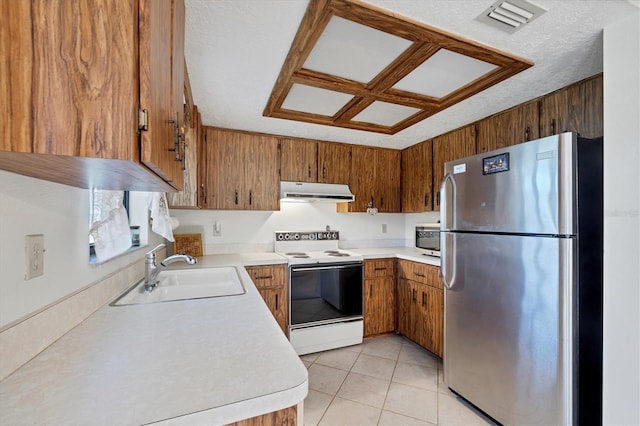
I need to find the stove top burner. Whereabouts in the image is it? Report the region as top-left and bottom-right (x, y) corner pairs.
(328, 253), (350, 257)
(285, 252), (307, 256)
(324, 250), (339, 254)
(292, 255), (310, 258)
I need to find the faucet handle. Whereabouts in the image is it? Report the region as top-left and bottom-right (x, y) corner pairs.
(145, 244), (166, 260)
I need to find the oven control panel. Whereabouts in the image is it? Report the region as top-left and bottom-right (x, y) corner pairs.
(275, 231), (339, 241)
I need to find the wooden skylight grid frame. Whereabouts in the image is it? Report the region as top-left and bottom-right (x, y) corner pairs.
(264, 0), (533, 134)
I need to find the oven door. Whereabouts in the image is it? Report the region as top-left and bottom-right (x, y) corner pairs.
(289, 262), (363, 328)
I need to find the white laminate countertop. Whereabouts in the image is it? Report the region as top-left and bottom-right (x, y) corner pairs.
(351, 247), (441, 267)
(0, 256), (306, 425)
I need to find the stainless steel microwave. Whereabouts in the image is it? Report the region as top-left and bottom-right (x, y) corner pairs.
(415, 223), (440, 257)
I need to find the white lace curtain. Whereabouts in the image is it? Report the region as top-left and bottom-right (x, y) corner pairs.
(89, 190), (131, 262)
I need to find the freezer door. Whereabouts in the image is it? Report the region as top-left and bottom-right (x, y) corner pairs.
(441, 132), (576, 235)
(443, 232), (574, 425)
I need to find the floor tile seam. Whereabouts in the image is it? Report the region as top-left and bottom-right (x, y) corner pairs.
(379, 407), (438, 425)
(334, 371), (393, 410)
(390, 380), (441, 395)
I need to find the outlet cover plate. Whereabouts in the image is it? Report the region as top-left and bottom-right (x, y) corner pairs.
(25, 234), (44, 280)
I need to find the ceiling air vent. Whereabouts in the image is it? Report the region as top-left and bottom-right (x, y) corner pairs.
(477, 0), (547, 33)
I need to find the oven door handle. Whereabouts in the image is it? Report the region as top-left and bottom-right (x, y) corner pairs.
(292, 264), (360, 272)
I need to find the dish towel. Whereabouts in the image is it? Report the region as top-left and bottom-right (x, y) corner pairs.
(149, 192), (175, 242)
(89, 190), (132, 262)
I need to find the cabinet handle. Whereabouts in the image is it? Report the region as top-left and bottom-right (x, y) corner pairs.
(323, 166), (327, 179)
(414, 272), (426, 278)
(436, 191), (440, 207)
(369, 283), (373, 298)
(255, 275), (273, 280)
(422, 291), (426, 306)
(412, 288), (417, 302)
(275, 293), (279, 310)
(525, 126), (531, 141)
(374, 267), (387, 271)
(308, 165), (311, 179)
(380, 197), (384, 208)
(551, 119), (556, 135)
(235, 191), (239, 205)
(424, 193), (428, 207)
(249, 191), (253, 205)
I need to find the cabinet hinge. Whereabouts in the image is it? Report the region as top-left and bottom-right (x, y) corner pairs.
(138, 109), (148, 132)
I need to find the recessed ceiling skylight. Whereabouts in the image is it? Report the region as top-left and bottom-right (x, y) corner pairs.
(303, 16), (412, 83)
(264, 0), (533, 135)
(352, 101), (421, 127)
(281, 83), (353, 116)
(393, 49), (499, 99)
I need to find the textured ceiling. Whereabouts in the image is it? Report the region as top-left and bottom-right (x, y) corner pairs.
(185, 0), (639, 150)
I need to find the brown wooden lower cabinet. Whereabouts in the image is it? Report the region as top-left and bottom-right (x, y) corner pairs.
(245, 264), (288, 334)
(396, 260), (443, 357)
(363, 259), (396, 337)
(226, 404), (297, 426)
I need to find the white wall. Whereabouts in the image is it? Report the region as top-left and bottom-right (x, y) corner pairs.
(173, 202), (440, 253)
(0, 171), (162, 327)
(603, 11), (640, 425)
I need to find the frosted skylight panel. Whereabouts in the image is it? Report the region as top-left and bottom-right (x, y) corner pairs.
(302, 16), (412, 83)
(393, 49), (499, 98)
(352, 101), (421, 127)
(281, 83), (353, 116)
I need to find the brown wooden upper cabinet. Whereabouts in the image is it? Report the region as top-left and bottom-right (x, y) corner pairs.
(402, 140), (433, 213)
(476, 100), (540, 154)
(432, 125), (476, 210)
(318, 142), (352, 185)
(203, 128), (280, 211)
(0, 0), (186, 191)
(340, 146), (401, 213)
(168, 108), (203, 209)
(279, 138), (318, 182)
(539, 74), (603, 139)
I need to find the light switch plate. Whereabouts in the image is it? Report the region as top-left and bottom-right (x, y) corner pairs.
(25, 234), (44, 280)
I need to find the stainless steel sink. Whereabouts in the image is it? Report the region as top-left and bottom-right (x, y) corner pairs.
(111, 267), (246, 306)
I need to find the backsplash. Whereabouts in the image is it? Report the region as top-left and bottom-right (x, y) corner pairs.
(171, 202), (439, 254)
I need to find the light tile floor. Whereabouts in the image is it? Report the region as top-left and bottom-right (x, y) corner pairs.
(301, 334), (497, 426)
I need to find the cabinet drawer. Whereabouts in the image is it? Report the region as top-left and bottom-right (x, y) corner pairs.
(398, 260), (442, 289)
(364, 258), (395, 278)
(245, 264), (286, 289)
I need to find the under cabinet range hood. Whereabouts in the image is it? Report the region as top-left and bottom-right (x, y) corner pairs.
(280, 181), (355, 202)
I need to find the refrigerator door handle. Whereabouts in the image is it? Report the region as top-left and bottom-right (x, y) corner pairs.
(440, 231), (456, 290)
(440, 173), (455, 230)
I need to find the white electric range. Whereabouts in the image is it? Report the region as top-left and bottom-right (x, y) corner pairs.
(275, 230), (364, 355)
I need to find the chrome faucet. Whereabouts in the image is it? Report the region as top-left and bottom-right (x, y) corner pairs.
(144, 244), (197, 292)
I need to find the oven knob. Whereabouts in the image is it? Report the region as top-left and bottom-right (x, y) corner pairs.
(284, 234), (290, 240)
(309, 233), (316, 240)
(331, 232), (337, 239)
(294, 233), (300, 240)
(277, 234), (284, 240)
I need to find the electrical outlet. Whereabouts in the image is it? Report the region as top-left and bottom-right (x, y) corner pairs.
(382, 224), (387, 234)
(213, 221), (222, 237)
(25, 234), (44, 280)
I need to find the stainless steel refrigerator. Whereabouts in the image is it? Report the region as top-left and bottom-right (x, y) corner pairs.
(440, 132), (603, 425)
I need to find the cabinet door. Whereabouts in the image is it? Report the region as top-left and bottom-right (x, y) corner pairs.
(432, 125), (476, 210)
(539, 74), (603, 139)
(364, 277), (396, 337)
(476, 100), (539, 154)
(168, 105), (200, 208)
(170, 0), (185, 128)
(257, 287), (287, 334)
(280, 138), (317, 182)
(205, 128), (245, 209)
(139, 0), (183, 189)
(376, 149), (401, 213)
(245, 134), (280, 210)
(402, 140), (433, 212)
(397, 278), (417, 341)
(418, 283), (444, 357)
(318, 142), (351, 184)
(345, 145), (377, 212)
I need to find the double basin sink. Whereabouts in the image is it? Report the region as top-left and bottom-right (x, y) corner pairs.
(111, 266), (246, 306)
